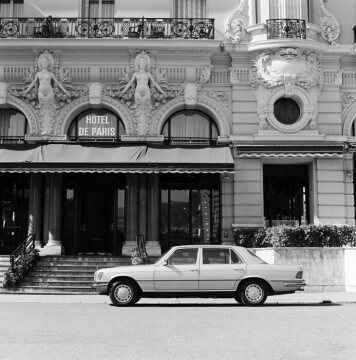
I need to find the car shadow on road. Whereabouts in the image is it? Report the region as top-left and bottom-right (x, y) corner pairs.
(111, 302), (342, 307)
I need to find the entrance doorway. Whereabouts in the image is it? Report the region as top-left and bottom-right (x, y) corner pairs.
(0, 174), (30, 254)
(62, 174), (126, 255)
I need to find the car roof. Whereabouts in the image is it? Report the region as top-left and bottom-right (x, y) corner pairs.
(169, 244), (245, 251)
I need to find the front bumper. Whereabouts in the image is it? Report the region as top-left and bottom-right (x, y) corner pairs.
(91, 282), (108, 295)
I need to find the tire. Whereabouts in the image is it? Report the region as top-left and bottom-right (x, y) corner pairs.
(109, 280), (139, 306)
(234, 294), (244, 305)
(239, 280), (267, 306)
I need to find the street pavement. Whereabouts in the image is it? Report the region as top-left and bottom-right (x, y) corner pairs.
(1, 292), (356, 360)
(0, 291), (356, 304)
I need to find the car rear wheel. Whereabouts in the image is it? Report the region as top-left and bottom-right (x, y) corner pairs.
(109, 280), (139, 306)
(239, 280), (267, 306)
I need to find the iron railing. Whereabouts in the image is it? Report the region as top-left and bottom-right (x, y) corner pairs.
(164, 137), (218, 146)
(266, 19), (306, 40)
(10, 233), (36, 272)
(0, 16), (214, 39)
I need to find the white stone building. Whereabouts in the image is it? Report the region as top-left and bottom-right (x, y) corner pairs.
(0, 0), (355, 258)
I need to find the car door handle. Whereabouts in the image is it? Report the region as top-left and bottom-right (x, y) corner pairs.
(234, 269), (244, 271)
(190, 269), (199, 272)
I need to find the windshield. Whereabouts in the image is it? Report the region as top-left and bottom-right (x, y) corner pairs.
(246, 249), (267, 264)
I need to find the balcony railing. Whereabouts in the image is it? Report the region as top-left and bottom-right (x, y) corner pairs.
(0, 16), (214, 39)
(266, 19), (306, 40)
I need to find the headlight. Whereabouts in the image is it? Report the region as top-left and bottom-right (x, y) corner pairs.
(95, 271), (104, 281)
(296, 271), (303, 279)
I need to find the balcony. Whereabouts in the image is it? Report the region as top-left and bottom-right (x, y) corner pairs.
(266, 19), (306, 40)
(0, 16), (214, 39)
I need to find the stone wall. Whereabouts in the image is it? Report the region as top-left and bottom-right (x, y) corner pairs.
(254, 247), (356, 293)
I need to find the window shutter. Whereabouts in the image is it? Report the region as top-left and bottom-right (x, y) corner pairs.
(174, 0), (206, 18)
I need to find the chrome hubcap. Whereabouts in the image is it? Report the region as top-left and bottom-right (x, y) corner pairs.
(245, 284), (263, 303)
(114, 284), (132, 303)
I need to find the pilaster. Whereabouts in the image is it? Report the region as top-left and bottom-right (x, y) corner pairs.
(41, 174), (64, 255)
(146, 174), (161, 256)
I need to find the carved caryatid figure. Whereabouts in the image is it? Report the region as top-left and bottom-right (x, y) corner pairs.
(22, 53), (68, 104)
(121, 52), (166, 109)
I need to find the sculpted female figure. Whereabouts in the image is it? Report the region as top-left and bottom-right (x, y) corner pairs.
(23, 53), (68, 104)
(121, 52), (165, 108)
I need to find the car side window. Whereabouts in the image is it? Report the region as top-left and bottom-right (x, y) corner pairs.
(168, 248), (198, 265)
(202, 248), (242, 264)
(230, 250), (243, 264)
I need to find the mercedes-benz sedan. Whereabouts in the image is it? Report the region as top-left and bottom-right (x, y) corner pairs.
(92, 245), (305, 306)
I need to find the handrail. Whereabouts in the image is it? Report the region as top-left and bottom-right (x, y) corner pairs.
(0, 16), (214, 39)
(10, 233), (36, 272)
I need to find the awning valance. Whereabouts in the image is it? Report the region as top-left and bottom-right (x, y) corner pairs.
(0, 144), (235, 174)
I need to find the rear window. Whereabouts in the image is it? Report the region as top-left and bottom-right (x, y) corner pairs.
(246, 250), (267, 264)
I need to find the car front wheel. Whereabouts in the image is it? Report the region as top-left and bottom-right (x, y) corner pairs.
(109, 280), (139, 306)
(239, 280), (267, 306)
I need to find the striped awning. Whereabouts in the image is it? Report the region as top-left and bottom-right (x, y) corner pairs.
(0, 144), (235, 174)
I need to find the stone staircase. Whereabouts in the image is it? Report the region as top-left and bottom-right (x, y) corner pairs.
(1, 255), (132, 294)
(0, 255), (11, 287)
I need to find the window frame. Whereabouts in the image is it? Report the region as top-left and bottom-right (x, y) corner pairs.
(167, 247), (199, 265)
(81, 0), (115, 18)
(0, 0), (23, 17)
(67, 109), (124, 143)
(162, 109), (219, 146)
(202, 248), (243, 265)
(0, 108), (27, 144)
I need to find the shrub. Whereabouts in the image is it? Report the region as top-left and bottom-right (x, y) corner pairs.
(234, 225), (356, 248)
(2, 249), (39, 288)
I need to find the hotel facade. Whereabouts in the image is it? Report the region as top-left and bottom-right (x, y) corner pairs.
(0, 0), (355, 258)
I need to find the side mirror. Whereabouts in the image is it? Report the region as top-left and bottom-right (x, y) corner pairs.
(163, 259), (168, 266)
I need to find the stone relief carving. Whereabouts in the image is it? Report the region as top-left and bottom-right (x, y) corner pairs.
(225, 0), (248, 44)
(320, 0), (340, 46)
(7, 51), (88, 135)
(103, 51), (183, 135)
(200, 91), (229, 111)
(252, 48), (322, 92)
(253, 85), (320, 134)
(342, 93), (356, 110)
(199, 66), (213, 84)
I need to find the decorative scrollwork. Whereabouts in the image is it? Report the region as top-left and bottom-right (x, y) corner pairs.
(0, 20), (18, 37)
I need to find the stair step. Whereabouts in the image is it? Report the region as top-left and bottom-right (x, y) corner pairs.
(10, 255), (140, 294)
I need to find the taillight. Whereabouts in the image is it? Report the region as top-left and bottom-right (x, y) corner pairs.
(296, 271), (303, 279)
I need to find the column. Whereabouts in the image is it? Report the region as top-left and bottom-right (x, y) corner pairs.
(221, 173), (235, 246)
(41, 174), (64, 255)
(27, 174), (43, 249)
(122, 174), (139, 256)
(138, 174), (147, 238)
(146, 174), (161, 256)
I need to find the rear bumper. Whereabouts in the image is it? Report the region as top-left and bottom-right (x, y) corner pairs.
(91, 282), (108, 295)
(283, 281), (306, 288)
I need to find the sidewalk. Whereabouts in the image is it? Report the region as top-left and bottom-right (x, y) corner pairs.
(0, 291), (356, 304)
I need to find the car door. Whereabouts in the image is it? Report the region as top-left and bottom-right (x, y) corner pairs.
(199, 248), (246, 291)
(154, 247), (199, 291)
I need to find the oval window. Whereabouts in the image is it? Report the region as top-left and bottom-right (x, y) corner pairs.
(274, 98), (300, 125)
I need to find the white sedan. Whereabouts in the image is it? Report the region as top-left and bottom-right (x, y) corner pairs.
(92, 245), (305, 306)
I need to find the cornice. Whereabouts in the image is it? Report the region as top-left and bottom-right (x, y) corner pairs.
(225, 40), (353, 56)
(0, 38), (220, 52)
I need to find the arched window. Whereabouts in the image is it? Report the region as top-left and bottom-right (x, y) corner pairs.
(68, 109), (125, 142)
(162, 110), (218, 145)
(0, 109), (27, 143)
